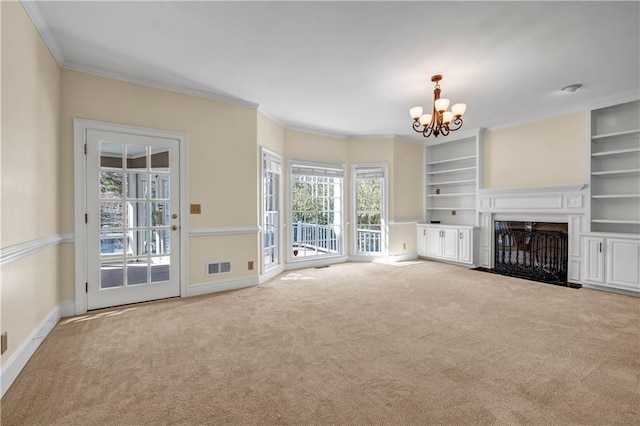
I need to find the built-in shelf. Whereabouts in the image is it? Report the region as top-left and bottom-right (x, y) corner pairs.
(591, 169), (640, 177)
(592, 194), (640, 199)
(591, 128), (640, 142)
(424, 133), (480, 227)
(591, 219), (640, 225)
(589, 100), (640, 235)
(592, 148), (640, 158)
(426, 155), (476, 166)
(426, 166), (476, 176)
(426, 179), (476, 186)
(426, 193), (475, 197)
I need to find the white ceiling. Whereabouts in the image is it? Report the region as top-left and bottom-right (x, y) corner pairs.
(30, 1), (640, 139)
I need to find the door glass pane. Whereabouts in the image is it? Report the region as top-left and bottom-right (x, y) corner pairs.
(101, 232), (123, 255)
(151, 147), (169, 171)
(150, 175), (170, 199)
(126, 202), (148, 227)
(150, 256), (170, 283)
(100, 142), (123, 168)
(126, 145), (147, 170)
(100, 201), (123, 228)
(126, 172), (147, 199)
(151, 202), (169, 226)
(101, 261), (124, 288)
(150, 230), (170, 255)
(127, 260), (148, 285)
(100, 171), (124, 198)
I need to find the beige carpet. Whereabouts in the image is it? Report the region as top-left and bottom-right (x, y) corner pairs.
(2, 261), (639, 425)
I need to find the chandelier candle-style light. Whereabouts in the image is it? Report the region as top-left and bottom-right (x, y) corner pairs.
(410, 74), (466, 138)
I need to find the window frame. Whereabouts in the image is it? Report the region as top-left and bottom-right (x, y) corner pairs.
(261, 148), (283, 273)
(288, 159), (346, 263)
(351, 163), (389, 256)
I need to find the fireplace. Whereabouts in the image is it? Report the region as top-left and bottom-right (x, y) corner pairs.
(494, 221), (569, 286)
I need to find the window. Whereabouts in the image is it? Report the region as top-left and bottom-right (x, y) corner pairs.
(290, 161), (344, 259)
(353, 165), (387, 255)
(262, 150), (282, 271)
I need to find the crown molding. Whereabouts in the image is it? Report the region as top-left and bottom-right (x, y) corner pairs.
(20, 0), (65, 66)
(63, 62), (259, 109)
(283, 123), (349, 140)
(257, 107), (286, 128)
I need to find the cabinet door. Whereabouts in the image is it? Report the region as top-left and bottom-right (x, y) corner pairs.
(426, 227), (442, 257)
(458, 228), (472, 264)
(442, 228), (459, 261)
(607, 239), (640, 290)
(583, 237), (605, 284)
(416, 226), (428, 256)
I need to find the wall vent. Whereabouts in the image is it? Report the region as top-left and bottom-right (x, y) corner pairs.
(207, 261), (231, 276)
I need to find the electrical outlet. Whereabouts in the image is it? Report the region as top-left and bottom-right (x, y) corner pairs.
(190, 204), (202, 214)
(1, 332), (7, 355)
(403, 243), (407, 250)
(248, 261), (254, 270)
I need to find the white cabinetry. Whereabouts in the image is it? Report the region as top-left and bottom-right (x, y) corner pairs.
(583, 236), (605, 284)
(417, 224), (477, 266)
(582, 233), (639, 293)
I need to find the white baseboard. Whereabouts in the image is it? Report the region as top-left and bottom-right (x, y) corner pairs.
(348, 253), (418, 263)
(187, 276), (259, 297)
(260, 264), (285, 284)
(1, 300), (74, 398)
(284, 255), (348, 271)
(582, 283), (640, 298)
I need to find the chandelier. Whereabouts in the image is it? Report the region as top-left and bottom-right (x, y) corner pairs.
(409, 74), (467, 138)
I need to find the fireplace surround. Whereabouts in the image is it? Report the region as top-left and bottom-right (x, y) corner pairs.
(477, 184), (588, 286)
(494, 221), (569, 286)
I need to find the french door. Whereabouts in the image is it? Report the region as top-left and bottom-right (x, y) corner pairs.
(86, 129), (180, 310)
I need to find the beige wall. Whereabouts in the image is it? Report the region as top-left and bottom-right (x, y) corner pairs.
(59, 69), (260, 287)
(483, 113), (587, 188)
(1, 1), (62, 362)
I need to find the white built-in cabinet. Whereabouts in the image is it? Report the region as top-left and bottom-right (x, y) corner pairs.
(417, 224), (477, 266)
(584, 100), (640, 294)
(582, 234), (639, 292)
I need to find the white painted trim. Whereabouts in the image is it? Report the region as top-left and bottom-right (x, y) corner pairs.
(284, 123), (348, 140)
(19, 0), (65, 66)
(0, 233), (71, 267)
(257, 107), (286, 128)
(582, 283), (639, 298)
(0, 301), (74, 398)
(351, 163), (389, 256)
(189, 226), (261, 237)
(259, 264), (285, 284)
(63, 62), (258, 109)
(73, 119), (189, 315)
(187, 276), (258, 297)
(478, 184), (587, 195)
(388, 220), (422, 225)
(260, 147), (284, 275)
(348, 253), (418, 263)
(284, 255), (348, 271)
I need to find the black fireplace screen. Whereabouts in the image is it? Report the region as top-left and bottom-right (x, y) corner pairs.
(494, 221), (568, 286)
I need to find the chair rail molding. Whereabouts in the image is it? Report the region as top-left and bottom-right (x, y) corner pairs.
(0, 233), (74, 267)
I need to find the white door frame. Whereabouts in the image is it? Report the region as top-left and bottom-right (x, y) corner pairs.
(74, 118), (189, 314)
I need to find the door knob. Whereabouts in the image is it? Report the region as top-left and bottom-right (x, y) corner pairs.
(172, 214), (178, 219)
(171, 225), (178, 231)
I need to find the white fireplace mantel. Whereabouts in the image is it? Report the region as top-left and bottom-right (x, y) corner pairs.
(476, 184), (589, 283)
(478, 183), (589, 215)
